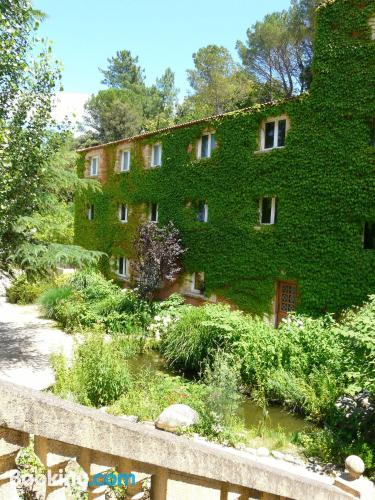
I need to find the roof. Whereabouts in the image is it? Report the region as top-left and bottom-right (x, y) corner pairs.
(77, 94), (303, 153)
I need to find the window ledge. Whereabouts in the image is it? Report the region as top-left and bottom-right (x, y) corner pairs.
(117, 275), (130, 282)
(254, 146), (285, 154)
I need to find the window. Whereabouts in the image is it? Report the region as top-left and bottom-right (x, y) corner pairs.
(197, 201), (208, 222)
(259, 197), (277, 225)
(369, 17), (375, 40)
(260, 117), (287, 151)
(121, 150), (131, 172)
(149, 203), (158, 223)
(198, 133), (216, 159)
(90, 156), (99, 176)
(192, 272), (205, 295)
(119, 203), (128, 223)
(118, 257), (129, 278)
(364, 222), (375, 249)
(87, 204), (94, 221)
(151, 144), (162, 167)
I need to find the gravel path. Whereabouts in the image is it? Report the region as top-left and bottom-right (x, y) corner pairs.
(0, 295), (73, 390)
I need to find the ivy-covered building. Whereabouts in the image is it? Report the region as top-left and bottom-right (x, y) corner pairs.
(76, 0), (375, 325)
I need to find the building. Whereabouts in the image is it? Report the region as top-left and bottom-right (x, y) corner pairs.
(75, 0), (375, 325)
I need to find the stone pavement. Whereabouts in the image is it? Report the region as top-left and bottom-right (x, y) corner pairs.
(0, 294), (73, 391)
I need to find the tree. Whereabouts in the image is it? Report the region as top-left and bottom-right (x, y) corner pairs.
(99, 50), (145, 91)
(143, 68), (179, 130)
(0, 0), (60, 274)
(237, 0), (317, 100)
(133, 221), (185, 300)
(18, 134), (102, 246)
(156, 68), (179, 117)
(82, 89), (143, 143)
(186, 45), (257, 116)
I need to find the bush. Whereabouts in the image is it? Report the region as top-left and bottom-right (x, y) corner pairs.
(6, 274), (52, 304)
(38, 285), (73, 317)
(110, 369), (209, 422)
(336, 295), (375, 394)
(160, 304), (249, 373)
(52, 334), (131, 407)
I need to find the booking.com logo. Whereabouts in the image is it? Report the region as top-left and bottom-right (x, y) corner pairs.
(89, 472), (136, 487)
(11, 469), (136, 489)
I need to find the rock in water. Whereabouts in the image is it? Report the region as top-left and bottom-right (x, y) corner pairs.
(155, 404), (199, 432)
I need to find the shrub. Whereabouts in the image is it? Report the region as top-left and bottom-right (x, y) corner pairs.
(202, 351), (242, 430)
(38, 286), (73, 318)
(6, 274), (52, 304)
(110, 369), (209, 422)
(68, 269), (119, 301)
(52, 334), (131, 407)
(335, 295), (375, 394)
(160, 304), (249, 373)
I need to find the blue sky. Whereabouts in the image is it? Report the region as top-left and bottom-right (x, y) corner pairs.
(34, 0), (291, 98)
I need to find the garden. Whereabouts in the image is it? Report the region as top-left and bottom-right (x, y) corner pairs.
(7, 267), (375, 480)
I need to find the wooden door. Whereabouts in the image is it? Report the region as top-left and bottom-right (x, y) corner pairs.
(276, 281), (298, 326)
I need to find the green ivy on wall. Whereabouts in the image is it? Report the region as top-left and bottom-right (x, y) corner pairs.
(75, 0), (375, 317)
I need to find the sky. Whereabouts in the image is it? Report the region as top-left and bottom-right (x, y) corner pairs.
(33, 0), (291, 124)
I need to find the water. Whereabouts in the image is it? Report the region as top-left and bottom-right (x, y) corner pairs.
(127, 351), (307, 435)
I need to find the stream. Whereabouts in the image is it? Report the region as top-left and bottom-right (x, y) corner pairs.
(126, 350), (308, 435)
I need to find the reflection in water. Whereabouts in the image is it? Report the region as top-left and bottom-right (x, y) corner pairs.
(127, 351), (307, 434)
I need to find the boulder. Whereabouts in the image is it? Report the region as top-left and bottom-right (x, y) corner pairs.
(345, 455), (365, 479)
(155, 404), (199, 432)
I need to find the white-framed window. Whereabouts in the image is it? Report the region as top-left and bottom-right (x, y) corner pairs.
(197, 133), (216, 159)
(87, 204), (94, 221)
(121, 150), (131, 172)
(118, 203), (128, 223)
(149, 203), (158, 223)
(260, 117), (288, 151)
(369, 17), (375, 40)
(151, 143), (162, 167)
(191, 272), (205, 295)
(117, 256), (129, 279)
(90, 156), (99, 176)
(259, 197), (277, 225)
(197, 201), (208, 222)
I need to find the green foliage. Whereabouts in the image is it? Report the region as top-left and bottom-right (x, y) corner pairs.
(11, 241), (104, 282)
(0, 1), (61, 274)
(296, 427), (375, 476)
(83, 89), (143, 143)
(160, 304), (249, 373)
(6, 274), (52, 304)
(110, 369), (208, 422)
(336, 295), (375, 393)
(237, 0), (316, 98)
(202, 351), (243, 430)
(52, 334), (131, 407)
(75, 0), (375, 318)
(38, 269), (155, 333)
(99, 49), (145, 90)
(185, 44), (258, 116)
(38, 285), (73, 317)
(79, 53), (179, 147)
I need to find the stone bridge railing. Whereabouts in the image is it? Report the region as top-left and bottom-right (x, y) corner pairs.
(0, 379), (372, 500)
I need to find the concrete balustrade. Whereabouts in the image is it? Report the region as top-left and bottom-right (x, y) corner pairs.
(0, 379), (373, 499)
